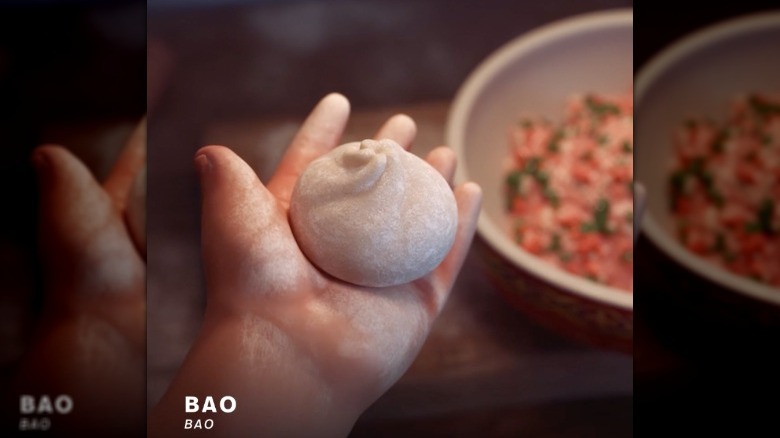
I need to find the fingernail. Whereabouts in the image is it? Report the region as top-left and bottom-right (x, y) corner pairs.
(195, 153), (212, 176)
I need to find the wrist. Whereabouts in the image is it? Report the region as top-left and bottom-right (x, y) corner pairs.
(150, 312), (365, 437)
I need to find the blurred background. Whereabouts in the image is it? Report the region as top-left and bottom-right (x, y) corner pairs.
(634, 2), (780, 436)
(0, 0), (144, 433)
(147, 0), (633, 436)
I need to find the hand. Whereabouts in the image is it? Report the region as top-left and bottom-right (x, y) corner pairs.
(12, 119), (146, 437)
(149, 94), (481, 437)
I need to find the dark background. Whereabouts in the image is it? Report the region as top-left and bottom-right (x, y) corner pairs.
(0, 0), (145, 434)
(0, 0), (145, 269)
(633, 1), (780, 436)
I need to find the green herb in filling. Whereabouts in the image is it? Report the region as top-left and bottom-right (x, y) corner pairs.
(706, 187), (725, 208)
(756, 199), (775, 234)
(547, 129), (565, 152)
(535, 171), (549, 187)
(712, 233), (727, 253)
(547, 233), (562, 252)
(505, 170), (524, 210)
(593, 198), (611, 233)
(749, 94), (780, 118)
(670, 170), (688, 193)
(524, 156), (541, 174)
(585, 95), (621, 118)
(506, 156), (559, 209)
(581, 199), (611, 234)
(743, 200), (775, 235)
(669, 157), (724, 209)
(543, 188), (560, 208)
(744, 221), (761, 233)
(689, 157), (705, 174)
(699, 170), (714, 189)
(711, 129), (729, 153)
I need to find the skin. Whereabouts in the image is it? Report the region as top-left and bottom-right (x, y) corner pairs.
(11, 120), (146, 437)
(149, 93), (482, 437)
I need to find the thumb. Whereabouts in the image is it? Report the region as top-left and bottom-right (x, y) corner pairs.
(32, 145), (143, 298)
(196, 146), (307, 302)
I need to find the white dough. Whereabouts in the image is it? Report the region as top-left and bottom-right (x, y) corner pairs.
(290, 139), (457, 287)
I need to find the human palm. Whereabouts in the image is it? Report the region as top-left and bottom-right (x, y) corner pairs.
(151, 94), (481, 437)
(13, 120), (146, 436)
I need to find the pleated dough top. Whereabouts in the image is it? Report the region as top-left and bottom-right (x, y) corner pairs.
(290, 139), (457, 287)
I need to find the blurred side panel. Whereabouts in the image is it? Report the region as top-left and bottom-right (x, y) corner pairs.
(0, 1), (145, 436)
(634, 1), (780, 436)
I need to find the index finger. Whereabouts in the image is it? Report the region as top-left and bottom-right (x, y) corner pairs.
(419, 182), (482, 315)
(267, 93), (350, 207)
(373, 114), (416, 150)
(103, 117), (147, 209)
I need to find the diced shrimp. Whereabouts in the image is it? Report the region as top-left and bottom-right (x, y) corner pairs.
(572, 162), (594, 183)
(504, 91), (634, 291)
(738, 233), (767, 254)
(684, 227), (712, 254)
(575, 233), (602, 253)
(520, 228), (546, 254)
(670, 93), (780, 288)
(556, 204), (586, 227)
(720, 203), (751, 227)
(609, 165), (632, 183)
(735, 161), (758, 184)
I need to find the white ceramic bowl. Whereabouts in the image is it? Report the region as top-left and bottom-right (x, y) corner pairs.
(635, 12), (780, 307)
(447, 9), (634, 351)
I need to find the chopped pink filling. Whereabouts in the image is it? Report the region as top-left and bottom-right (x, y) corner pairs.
(670, 93), (780, 288)
(504, 92), (634, 291)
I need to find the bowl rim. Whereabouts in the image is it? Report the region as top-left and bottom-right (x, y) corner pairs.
(447, 8), (634, 311)
(635, 11), (780, 306)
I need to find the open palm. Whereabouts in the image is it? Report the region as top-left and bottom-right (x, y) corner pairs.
(152, 94), (481, 437)
(13, 120), (146, 436)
